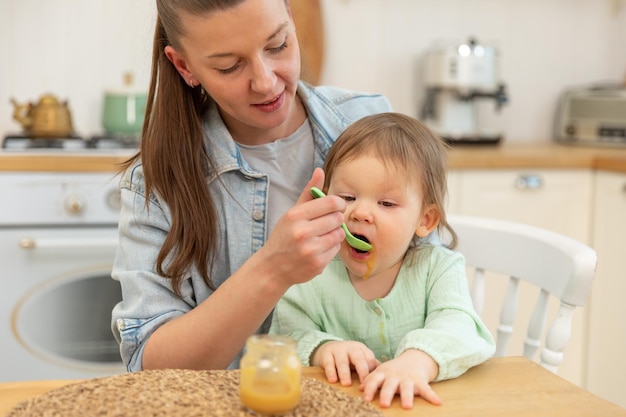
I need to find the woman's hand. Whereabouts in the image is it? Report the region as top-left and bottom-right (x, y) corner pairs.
(361, 349), (441, 409)
(312, 340), (380, 386)
(260, 168), (346, 288)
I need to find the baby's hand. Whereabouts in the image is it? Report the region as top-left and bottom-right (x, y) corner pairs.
(360, 349), (441, 409)
(312, 341), (379, 386)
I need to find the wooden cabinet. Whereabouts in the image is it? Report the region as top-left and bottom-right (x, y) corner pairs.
(446, 168), (594, 387)
(586, 171), (626, 408)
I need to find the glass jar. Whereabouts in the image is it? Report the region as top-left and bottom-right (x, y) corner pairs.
(239, 335), (302, 415)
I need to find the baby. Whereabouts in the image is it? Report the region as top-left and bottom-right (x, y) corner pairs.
(269, 112), (495, 409)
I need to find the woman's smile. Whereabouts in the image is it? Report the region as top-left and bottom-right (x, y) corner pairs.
(252, 90), (285, 112)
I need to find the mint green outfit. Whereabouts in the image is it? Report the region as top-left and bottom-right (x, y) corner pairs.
(269, 244), (495, 381)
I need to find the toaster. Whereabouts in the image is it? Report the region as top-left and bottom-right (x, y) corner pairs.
(554, 85), (626, 146)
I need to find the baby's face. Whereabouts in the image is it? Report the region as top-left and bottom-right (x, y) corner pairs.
(327, 154), (427, 282)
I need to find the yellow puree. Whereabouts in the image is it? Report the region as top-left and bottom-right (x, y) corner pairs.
(239, 367), (301, 415)
(362, 246), (376, 280)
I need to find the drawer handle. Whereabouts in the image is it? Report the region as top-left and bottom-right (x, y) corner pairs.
(19, 237), (118, 250)
(514, 174), (543, 190)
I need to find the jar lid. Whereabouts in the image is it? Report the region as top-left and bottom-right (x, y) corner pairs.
(104, 72), (146, 96)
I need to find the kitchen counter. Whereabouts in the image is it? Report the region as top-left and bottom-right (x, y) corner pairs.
(0, 151), (134, 172)
(446, 142), (626, 173)
(0, 143), (625, 173)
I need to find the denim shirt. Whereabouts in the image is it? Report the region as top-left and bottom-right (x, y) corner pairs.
(111, 82), (392, 372)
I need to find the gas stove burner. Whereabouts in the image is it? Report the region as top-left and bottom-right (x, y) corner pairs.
(2, 134), (139, 152)
(89, 134), (140, 149)
(2, 134), (85, 150)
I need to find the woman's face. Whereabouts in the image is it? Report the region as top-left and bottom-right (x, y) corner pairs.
(327, 153), (437, 282)
(165, 0), (302, 144)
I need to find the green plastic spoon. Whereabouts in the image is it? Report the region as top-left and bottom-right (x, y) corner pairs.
(310, 187), (372, 252)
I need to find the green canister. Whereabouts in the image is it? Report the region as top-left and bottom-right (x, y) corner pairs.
(102, 72), (147, 138)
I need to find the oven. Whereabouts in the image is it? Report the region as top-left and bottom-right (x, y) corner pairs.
(0, 136), (133, 382)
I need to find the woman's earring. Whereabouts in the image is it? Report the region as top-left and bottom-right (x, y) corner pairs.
(188, 78), (196, 88)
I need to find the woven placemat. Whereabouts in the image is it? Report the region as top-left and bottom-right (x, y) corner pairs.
(7, 369), (383, 417)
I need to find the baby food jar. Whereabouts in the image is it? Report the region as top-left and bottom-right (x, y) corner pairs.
(239, 335), (302, 415)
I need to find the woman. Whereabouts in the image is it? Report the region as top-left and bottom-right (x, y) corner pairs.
(111, 0), (392, 372)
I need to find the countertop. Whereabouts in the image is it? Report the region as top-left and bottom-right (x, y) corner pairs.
(0, 150), (134, 172)
(1, 143), (625, 173)
(446, 142), (626, 173)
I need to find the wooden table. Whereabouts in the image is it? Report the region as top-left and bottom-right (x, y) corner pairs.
(1, 357), (624, 416)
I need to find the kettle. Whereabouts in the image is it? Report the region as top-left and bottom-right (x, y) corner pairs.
(11, 94), (74, 138)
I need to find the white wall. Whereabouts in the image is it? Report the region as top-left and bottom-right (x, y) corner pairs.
(1, 0), (625, 143)
(321, 0), (626, 142)
(0, 0), (155, 138)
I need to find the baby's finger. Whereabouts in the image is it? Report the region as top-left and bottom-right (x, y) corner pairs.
(377, 378), (400, 408)
(361, 372), (384, 402)
(320, 355), (339, 384)
(335, 358), (353, 387)
(322, 360), (339, 384)
(352, 359), (371, 384)
(417, 382), (442, 405)
(351, 352), (377, 383)
(399, 381), (416, 410)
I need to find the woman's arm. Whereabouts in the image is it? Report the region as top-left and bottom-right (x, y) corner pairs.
(115, 168), (347, 370)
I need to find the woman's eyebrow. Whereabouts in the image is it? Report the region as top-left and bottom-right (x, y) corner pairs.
(267, 21), (289, 42)
(207, 22), (289, 59)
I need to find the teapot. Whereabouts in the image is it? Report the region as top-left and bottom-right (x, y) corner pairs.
(11, 94), (74, 138)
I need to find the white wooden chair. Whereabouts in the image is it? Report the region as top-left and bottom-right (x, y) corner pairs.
(447, 215), (597, 373)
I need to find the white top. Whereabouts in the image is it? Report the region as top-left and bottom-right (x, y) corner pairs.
(237, 120), (315, 236)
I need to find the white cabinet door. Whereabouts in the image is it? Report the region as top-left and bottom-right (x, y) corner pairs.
(587, 171), (626, 408)
(456, 169), (593, 243)
(450, 169), (593, 387)
(446, 170), (462, 214)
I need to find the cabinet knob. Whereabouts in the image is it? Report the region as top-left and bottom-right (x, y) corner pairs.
(514, 174), (543, 190)
(64, 194), (86, 215)
(106, 189), (122, 211)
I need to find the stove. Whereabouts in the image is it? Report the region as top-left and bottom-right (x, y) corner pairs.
(0, 132), (133, 380)
(2, 134), (139, 152)
(0, 170), (126, 381)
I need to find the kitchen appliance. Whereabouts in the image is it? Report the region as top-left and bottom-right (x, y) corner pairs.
(0, 137), (135, 382)
(554, 84), (626, 147)
(2, 134), (139, 151)
(0, 172), (126, 382)
(420, 37), (508, 144)
(10, 94), (74, 138)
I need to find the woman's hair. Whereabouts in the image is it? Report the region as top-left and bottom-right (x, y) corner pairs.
(120, 0), (252, 295)
(322, 112), (457, 249)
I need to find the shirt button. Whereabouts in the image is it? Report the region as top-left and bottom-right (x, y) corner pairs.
(116, 319), (125, 331)
(374, 307), (383, 316)
(252, 209), (264, 221)
(381, 355), (389, 362)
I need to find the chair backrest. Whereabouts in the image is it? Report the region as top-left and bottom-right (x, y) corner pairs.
(447, 215), (597, 373)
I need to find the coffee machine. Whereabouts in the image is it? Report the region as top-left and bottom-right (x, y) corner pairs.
(420, 37), (508, 144)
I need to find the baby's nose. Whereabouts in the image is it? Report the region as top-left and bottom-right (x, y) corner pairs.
(350, 202), (374, 223)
